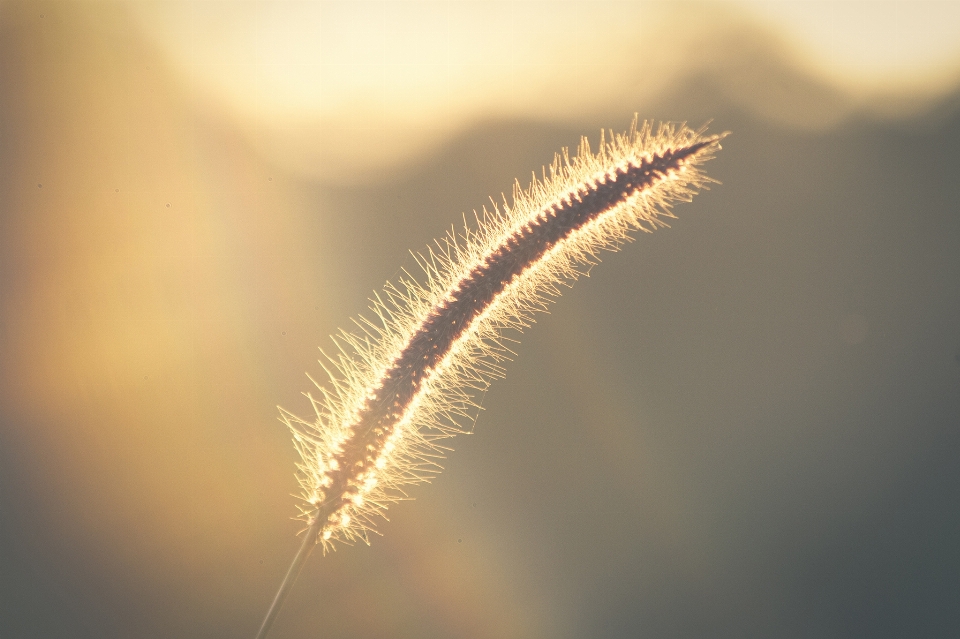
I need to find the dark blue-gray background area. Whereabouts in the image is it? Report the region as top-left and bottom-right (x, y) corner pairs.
(1, 4), (959, 639)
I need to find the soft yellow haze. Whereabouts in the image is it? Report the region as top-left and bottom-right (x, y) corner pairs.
(740, 0), (960, 88)
(0, 1), (299, 572)
(130, 1), (960, 182)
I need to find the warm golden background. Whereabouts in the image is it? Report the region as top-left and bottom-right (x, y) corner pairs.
(1, 2), (959, 638)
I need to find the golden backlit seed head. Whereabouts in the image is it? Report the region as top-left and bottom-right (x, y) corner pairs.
(279, 119), (725, 552)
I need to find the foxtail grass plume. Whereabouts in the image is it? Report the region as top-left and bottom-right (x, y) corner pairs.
(256, 119), (726, 638)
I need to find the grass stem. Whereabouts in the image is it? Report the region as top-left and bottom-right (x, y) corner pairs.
(254, 513), (322, 639)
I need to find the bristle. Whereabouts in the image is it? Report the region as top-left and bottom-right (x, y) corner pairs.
(280, 119), (726, 551)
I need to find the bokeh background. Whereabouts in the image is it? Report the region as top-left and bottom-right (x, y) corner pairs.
(1, 1), (959, 638)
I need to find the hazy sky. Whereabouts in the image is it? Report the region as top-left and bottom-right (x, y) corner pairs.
(741, 0), (960, 80)
(128, 1), (960, 180)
